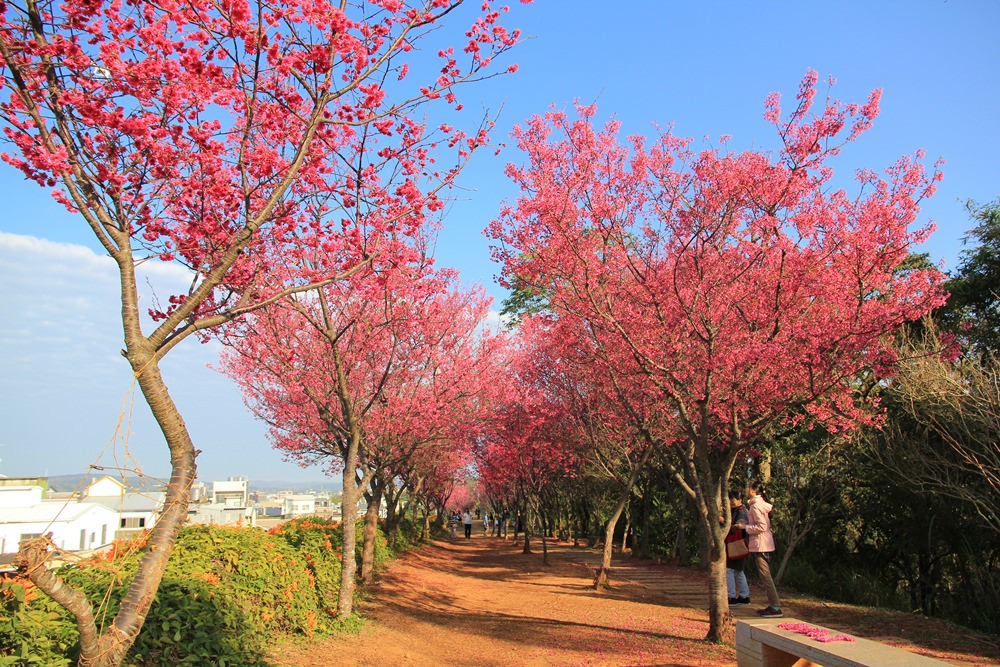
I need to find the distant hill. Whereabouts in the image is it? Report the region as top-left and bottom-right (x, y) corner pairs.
(45, 473), (341, 494)
(250, 480), (343, 493)
(47, 473), (167, 493)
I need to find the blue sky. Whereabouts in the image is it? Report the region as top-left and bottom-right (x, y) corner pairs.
(1, 1), (997, 483)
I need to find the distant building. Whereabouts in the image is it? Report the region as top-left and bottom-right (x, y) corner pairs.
(187, 503), (257, 528)
(212, 477), (249, 507)
(314, 495), (334, 512)
(80, 475), (165, 539)
(257, 506), (283, 517)
(187, 477), (256, 527)
(0, 476), (49, 492)
(283, 494), (316, 517)
(190, 480), (208, 503)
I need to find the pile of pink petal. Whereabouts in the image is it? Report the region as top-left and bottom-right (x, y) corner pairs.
(777, 622), (855, 643)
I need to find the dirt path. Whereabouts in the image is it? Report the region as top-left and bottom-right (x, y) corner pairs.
(270, 533), (1000, 667)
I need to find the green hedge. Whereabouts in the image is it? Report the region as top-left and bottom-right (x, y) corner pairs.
(0, 517), (395, 666)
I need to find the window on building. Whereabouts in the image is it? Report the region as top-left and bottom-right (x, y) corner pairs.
(80, 529), (86, 550)
(120, 517), (146, 530)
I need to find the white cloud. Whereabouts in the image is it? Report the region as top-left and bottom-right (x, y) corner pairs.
(474, 308), (508, 338)
(0, 233), (322, 483)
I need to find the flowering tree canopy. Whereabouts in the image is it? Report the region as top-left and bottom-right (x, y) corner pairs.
(220, 263), (502, 612)
(488, 71), (947, 641)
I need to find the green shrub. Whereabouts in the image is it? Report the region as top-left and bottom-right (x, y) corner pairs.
(125, 524), (329, 665)
(1, 525), (337, 666)
(270, 517), (344, 616)
(0, 579), (75, 666)
(270, 517), (392, 605)
(0, 518), (401, 666)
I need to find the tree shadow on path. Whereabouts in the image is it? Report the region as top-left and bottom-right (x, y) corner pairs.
(270, 536), (999, 667)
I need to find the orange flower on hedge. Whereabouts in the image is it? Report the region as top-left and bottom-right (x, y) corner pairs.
(193, 572), (221, 586)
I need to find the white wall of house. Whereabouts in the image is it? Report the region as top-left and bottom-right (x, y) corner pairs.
(78, 476), (165, 539)
(85, 476), (125, 497)
(0, 502), (119, 555)
(283, 495), (316, 517)
(0, 485), (44, 508)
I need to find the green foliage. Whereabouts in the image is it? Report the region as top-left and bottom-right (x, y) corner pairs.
(0, 518), (397, 666)
(0, 581), (74, 666)
(939, 198), (1000, 356)
(89, 525), (329, 665)
(499, 276), (551, 326)
(269, 517), (344, 616)
(389, 517), (419, 551)
(767, 420), (1000, 635)
(781, 558), (910, 611)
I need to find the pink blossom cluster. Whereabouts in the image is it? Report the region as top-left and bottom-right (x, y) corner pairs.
(778, 622), (855, 643)
(488, 71), (947, 455)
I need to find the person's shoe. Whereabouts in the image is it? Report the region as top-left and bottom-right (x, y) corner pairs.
(728, 597), (737, 605)
(735, 596), (751, 605)
(756, 606), (783, 617)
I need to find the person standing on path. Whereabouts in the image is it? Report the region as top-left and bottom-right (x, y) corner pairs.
(462, 509), (473, 539)
(741, 480), (783, 617)
(725, 490), (751, 606)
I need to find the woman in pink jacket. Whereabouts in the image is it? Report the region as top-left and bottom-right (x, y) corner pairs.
(741, 480), (783, 618)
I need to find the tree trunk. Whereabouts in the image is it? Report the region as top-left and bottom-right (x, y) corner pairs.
(637, 490), (651, 558)
(595, 446), (655, 589)
(589, 506), (600, 546)
(339, 460), (360, 619)
(17, 351), (198, 667)
(686, 435), (742, 643)
(330, 334), (368, 619)
(422, 500), (432, 539)
(706, 529), (735, 644)
(594, 497), (625, 590)
(672, 499), (688, 563)
(384, 483), (401, 547)
(695, 496), (711, 569)
(360, 479), (383, 584)
(539, 506), (549, 565)
(575, 498), (588, 546)
(620, 501), (632, 554)
(521, 505), (532, 554)
(775, 506), (810, 585)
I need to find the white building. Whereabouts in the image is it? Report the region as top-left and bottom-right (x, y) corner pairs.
(187, 503), (257, 527)
(0, 485), (119, 555)
(283, 494), (316, 517)
(186, 477), (256, 527)
(212, 477), (249, 507)
(81, 475), (166, 539)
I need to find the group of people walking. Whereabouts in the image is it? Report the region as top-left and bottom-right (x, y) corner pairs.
(725, 480), (783, 618)
(447, 510), (500, 539)
(448, 510), (474, 538)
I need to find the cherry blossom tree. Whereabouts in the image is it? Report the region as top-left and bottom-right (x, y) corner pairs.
(476, 317), (584, 560)
(220, 264), (496, 613)
(353, 283), (503, 578)
(0, 0), (524, 661)
(488, 72), (947, 642)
